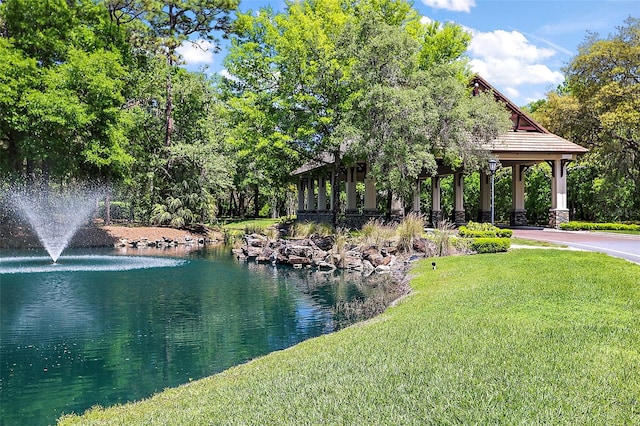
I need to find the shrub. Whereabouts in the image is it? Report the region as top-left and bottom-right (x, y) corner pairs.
(496, 229), (513, 238)
(292, 222), (334, 238)
(458, 228), (495, 238)
(471, 238), (511, 254)
(560, 221), (640, 232)
(458, 222), (512, 239)
(451, 237), (473, 254)
(330, 228), (350, 267)
(97, 201), (130, 221)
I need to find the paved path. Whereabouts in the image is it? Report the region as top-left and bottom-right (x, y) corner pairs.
(512, 228), (640, 265)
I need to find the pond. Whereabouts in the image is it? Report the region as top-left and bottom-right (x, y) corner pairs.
(0, 246), (398, 425)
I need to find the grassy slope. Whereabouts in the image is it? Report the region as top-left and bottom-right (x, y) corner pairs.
(59, 250), (640, 425)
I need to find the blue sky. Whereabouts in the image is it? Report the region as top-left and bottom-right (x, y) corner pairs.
(178, 0), (639, 106)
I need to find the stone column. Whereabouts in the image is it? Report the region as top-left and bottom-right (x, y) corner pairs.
(346, 166), (357, 212)
(307, 176), (315, 212)
(317, 176), (327, 211)
(510, 164), (527, 226)
(391, 193), (403, 216)
(549, 159), (569, 228)
(479, 172), (491, 223)
(430, 176), (442, 226)
(364, 174), (377, 212)
(297, 178), (305, 213)
(453, 172), (465, 225)
(412, 179), (421, 213)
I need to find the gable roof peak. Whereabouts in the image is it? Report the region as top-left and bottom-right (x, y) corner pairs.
(471, 74), (549, 134)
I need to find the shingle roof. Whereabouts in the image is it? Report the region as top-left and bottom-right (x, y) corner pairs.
(490, 131), (589, 154)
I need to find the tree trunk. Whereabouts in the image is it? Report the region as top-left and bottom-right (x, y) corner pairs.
(254, 185), (260, 217)
(385, 189), (393, 221)
(164, 73), (174, 147)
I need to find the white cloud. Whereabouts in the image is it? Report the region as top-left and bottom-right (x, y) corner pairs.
(177, 39), (216, 65)
(219, 69), (239, 82)
(420, 15), (433, 25)
(467, 29), (564, 88)
(504, 87), (520, 99)
(421, 0), (475, 13)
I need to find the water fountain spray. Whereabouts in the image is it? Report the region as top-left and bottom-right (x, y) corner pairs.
(9, 186), (102, 263)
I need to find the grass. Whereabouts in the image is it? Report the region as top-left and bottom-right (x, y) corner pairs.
(595, 230), (640, 236)
(219, 218), (282, 231)
(59, 249), (640, 425)
(511, 237), (567, 247)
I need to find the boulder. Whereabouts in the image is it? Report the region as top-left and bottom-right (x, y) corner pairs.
(413, 237), (436, 255)
(286, 244), (314, 258)
(316, 261), (336, 270)
(310, 234), (334, 251)
(362, 260), (375, 271)
(246, 236), (266, 248)
(375, 264), (391, 273)
(245, 245), (262, 258)
(288, 255), (311, 265)
(342, 254), (363, 270)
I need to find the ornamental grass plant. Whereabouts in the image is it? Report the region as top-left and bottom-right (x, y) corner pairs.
(395, 213), (425, 252)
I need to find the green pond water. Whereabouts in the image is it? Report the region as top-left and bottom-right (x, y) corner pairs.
(0, 246), (391, 425)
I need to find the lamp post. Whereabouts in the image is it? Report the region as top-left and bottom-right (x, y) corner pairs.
(488, 159), (498, 225)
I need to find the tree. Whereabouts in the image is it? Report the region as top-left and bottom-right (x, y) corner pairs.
(348, 16), (511, 211)
(532, 18), (640, 221)
(567, 18), (639, 212)
(225, 0), (360, 223)
(225, 0), (510, 223)
(105, 0), (239, 147)
(0, 0), (134, 185)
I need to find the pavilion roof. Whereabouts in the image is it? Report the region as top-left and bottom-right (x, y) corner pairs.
(292, 75), (588, 176)
(490, 131), (588, 154)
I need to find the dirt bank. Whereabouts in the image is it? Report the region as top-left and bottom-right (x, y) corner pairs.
(0, 223), (222, 249)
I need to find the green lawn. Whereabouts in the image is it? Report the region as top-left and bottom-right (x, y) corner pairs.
(510, 237), (567, 247)
(595, 230), (640, 236)
(220, 217), (283, 231)
(59, 249), (640, 425)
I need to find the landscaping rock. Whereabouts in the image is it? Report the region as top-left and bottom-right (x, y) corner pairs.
(310, 234), (334, 251)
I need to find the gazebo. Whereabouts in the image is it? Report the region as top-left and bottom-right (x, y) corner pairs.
(293, 75), (588, 228)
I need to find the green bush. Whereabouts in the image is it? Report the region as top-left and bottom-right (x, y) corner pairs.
(97, 201), (130, 221)
(471, 237), (511, 254)
(496, 229), (513, 238)
(458, 224), (512, 239)
(560, 221), (640, 232)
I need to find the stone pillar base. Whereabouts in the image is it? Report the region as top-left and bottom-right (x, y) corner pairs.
(479, 210), (492, 224)
(549, 209), (569, 229)
(510, 209), (527, 227)
(454, 210), (466, 226)
(430, 210), (443, 227)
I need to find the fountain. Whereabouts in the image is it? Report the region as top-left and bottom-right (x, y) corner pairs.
(9, 186), (101, 262)
(1, 185), (187, 273)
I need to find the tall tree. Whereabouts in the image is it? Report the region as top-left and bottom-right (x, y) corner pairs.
(225, 0), (361, 223)
(565, 17), (639, 180)
(533, 18), (640, 221)
(106, 0), (239, 147)
(225, 0), (511, 222)
(0, 0), (134, 185)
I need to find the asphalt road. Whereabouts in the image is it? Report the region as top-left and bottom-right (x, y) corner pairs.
(512, 228), (640, 265)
